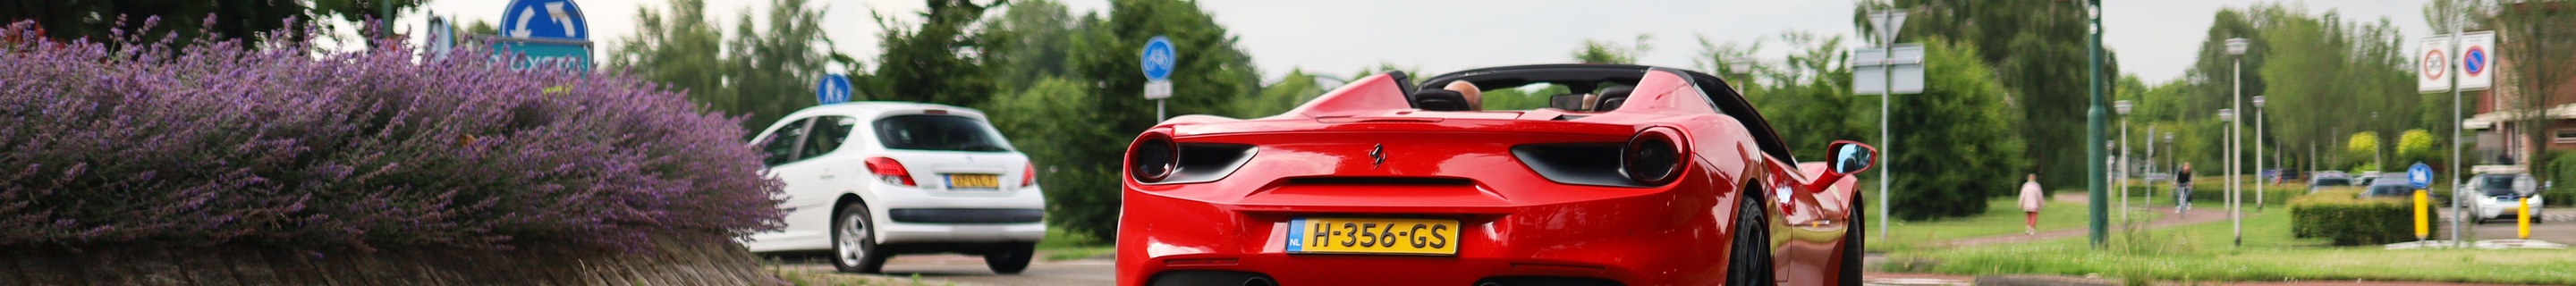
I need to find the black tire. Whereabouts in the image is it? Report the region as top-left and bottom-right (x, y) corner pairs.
(1727, 190), (1775, 286)
(985, 242), (1036, 274)
(832, 200), (889, 273)
(1838, 195), (1863, 286)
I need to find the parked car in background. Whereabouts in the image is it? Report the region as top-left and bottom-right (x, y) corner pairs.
(2464, 172), (2545, 223)
(741, 103), (1047, 274)
(2359, 172), (2419, 200)
(2309, 172), (2352, 193)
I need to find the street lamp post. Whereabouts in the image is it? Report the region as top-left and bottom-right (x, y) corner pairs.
(2224, 37), (2249, 247)
(2253, 96), (2267, 212)
(2116, 100), (2133, 221)
(2084, 0), (2109, 248)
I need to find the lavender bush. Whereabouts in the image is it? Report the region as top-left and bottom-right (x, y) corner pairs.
(0, 20), (783, 252)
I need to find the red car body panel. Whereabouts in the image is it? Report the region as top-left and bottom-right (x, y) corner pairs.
(1117, 66), (1864, 286)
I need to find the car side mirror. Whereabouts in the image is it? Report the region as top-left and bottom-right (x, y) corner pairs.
(1826, 140), (1878, 176)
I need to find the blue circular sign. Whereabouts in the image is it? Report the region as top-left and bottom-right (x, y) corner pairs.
(817, 74), (852, 105)
(2463, 47), (2488, 76)
(2408, 163), (2435, 189)
(1140, 36), (1175, 80)
(500, 0), (589, 40)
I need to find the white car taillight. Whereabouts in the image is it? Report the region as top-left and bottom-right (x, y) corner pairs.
(1021, 163), (1038, 187)
(865, 157), (915, 186)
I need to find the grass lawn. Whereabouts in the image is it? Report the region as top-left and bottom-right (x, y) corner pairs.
(1862, 188), (2165, 252)
(1038, 228), (1114, 261)
(1885, 201), (2576, 284)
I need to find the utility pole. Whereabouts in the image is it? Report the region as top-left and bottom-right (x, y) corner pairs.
(2085, 0), (2109, 248)
(2225, 38), (2249, 247)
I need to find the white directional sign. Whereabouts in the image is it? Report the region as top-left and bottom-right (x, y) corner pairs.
(1852, 44), (1926, 95)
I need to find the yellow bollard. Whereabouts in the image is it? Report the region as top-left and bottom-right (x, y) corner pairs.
(2520, 197), (2531, 240)
(2414, 189), (2431, 240)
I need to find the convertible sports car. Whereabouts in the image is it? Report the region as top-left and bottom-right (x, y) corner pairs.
(1115, 64), (1877, 286)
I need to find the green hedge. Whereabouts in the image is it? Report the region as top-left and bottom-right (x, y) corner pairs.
(2288, 189), (2428, 246)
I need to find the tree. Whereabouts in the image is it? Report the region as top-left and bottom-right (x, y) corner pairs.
(725, 0), (835, 128)
(1, 0), (309, 48)
(871, 0), (1006, 106)
(979, 0), (1081, 90)
(1234, 69), (1325, 117)
(606, 0), (835, 131)
(1060, 0), (1261, 240)
(1572, 34), (1651, 64)
(1885, 37), (2028, 220)
(2489, 1), (2576, 172)
(2253, 4), (2415, 172)
(2398, 129), (2440, 166)
(1891, 0), (2122, 188)
(982, 78), (1121, 241)
(1729, 31), (1868, 161)
(2348, 131), (2382, 170)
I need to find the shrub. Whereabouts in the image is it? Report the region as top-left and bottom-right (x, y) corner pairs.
(2540, 150), (2576, 207)
(2287, 189), (2423, 246)
(0, 20), (783, 251)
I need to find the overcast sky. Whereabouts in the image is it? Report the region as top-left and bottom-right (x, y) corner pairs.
(395, 0), (2442, 83)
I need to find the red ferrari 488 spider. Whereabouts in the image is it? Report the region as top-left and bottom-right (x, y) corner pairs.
(1116, 64), (1877, 286)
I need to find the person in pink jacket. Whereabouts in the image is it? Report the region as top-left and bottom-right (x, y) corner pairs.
(2019, 173), (2046, 235)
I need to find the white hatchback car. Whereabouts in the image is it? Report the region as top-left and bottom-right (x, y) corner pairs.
(2463, 172), (2545, 224)
(741, 102), (1046, 274)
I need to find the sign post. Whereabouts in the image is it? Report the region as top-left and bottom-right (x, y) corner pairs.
(2420, 29), (2494, 248)
(1854, 11), (1921, 242)
(490, 0), (592, 72)
(817, 74), (852, 105)
(2410, 163), (2434, 241)
(1141, 36), (1176, 121)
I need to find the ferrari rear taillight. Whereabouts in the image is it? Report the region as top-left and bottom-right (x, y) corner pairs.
(1130, 134), (1179, 182)
(864, 157), (915, 186)
(1021, 163), (1038, 187)
(1622, 128), (1689, 186)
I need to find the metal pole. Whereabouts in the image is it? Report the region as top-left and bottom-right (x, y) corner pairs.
(1157, 99), (1167, 122)
(2085, 0), (2109, 248)
(2257, 105), (2266, 212)
(2122, 117), (2131, 221)
(2232, 53), (2244, 247)
(2448, 21), (2467, 248)
(1877, 28), (1894, 241)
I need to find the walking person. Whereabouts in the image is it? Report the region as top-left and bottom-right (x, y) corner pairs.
(2019, 173), (2046, 235)
(2175, 164), (2194, 214)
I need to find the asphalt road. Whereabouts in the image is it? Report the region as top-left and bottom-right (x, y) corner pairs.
(781, 254), (1115, 286)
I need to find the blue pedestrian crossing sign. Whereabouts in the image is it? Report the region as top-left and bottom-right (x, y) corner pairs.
(500, 0), (588, 40)
(1140, 36), (1175, 81)
(2408, 163), (2434, 189)
(817, 74), (852, 105)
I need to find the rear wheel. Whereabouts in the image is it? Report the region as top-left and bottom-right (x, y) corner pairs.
(1839, 195), (1863, 286)
(1726, 190), (1775, 286)
(985, 242), (1036, 274)
(832, 201), (888, 273)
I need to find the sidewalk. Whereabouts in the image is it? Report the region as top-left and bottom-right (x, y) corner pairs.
(1936, 193), (2227, 247)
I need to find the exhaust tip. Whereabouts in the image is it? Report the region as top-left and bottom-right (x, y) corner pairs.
(1477, 283), (1504, 286)
(1243, 276), (1275, 286)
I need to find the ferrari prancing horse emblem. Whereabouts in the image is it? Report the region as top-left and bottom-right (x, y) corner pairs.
(1369, 144), (1385, 167)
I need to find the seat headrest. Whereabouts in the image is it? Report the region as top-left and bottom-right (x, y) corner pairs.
(1595, 86), (1637, 112)
(1411, 89), (1471, 112)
